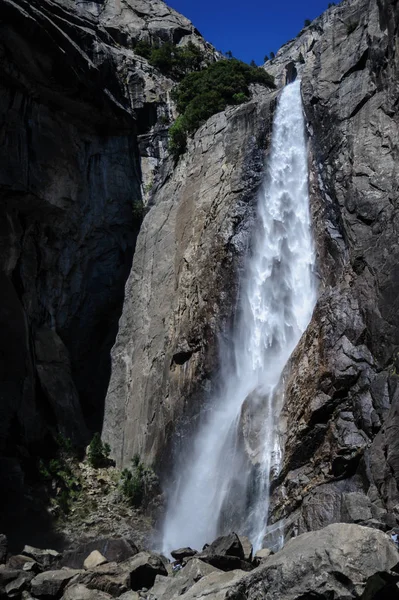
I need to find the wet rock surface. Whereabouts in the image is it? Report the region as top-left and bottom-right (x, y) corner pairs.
(262, 0), (399, 538)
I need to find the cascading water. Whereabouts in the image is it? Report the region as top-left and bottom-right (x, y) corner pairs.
(162, 80), (317, 554)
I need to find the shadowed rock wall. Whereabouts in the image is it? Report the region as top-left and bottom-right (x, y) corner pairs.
(0, 0), (210, 543)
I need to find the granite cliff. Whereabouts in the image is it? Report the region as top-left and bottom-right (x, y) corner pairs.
(1, 0), (399, 566)
(0, 0), (213, 542)
(103, 0), (399, 541)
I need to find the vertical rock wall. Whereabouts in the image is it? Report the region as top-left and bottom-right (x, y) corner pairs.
(266, 0), (399, 536)
(102, 90), (278, 469)
(0, 0), (210, 541)
(104, 0), (399, 539)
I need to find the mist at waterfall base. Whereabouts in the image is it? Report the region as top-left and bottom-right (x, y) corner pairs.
(162, 80), (317, 555)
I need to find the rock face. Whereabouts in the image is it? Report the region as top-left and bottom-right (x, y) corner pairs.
(264, 0), (399, 538)
(102, 88), (277, 468)
(2, 0), (399, 570)
(102, 0), (399, 545)
(0, 0), (213, 545)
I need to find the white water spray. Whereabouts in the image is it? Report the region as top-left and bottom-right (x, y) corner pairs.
(162, 80), (317, 554)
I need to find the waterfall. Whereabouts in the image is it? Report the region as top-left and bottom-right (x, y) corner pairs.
(162, 80), (317, 555)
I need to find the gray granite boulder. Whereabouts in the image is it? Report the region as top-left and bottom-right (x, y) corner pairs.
(31, 569), (82, 598)
(229, 524), (399, 600)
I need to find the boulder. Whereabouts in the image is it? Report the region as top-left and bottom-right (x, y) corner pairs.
(23, 561), (41, 573)
(177, 570), (247, 600)
(0, 534), (7, 564)
(5, 572), (34, 597)
(237, 536), (253, 562)
(31, 568), (82, 598)
(122, 552), (168, 591)
(60, 538), (138, 569)
(83, 551), (107, 570)
(202, 534), (244, 559)
(253, 548), (272, 566)
(150, 575), (171, 599)
(150, 559), (222, 600)
(228, 524), (399, 600)
(73, 553), (167, 596)
(0, 567), (20, 595)
(119, 592), (140, 600)
(22, 546), (60, 569)
(72, 562), (129, 597)
(7, 555), (36, 570)
(170, 547), (197, 561)
(182, 558), (221, 582)
(61, 583), (114, 600)
(196, 554), (252, 573)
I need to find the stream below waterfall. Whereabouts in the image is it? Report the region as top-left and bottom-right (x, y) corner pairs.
(162, 80), (317, 555)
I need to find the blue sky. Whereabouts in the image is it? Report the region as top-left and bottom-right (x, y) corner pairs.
(168, 0), (333, 65)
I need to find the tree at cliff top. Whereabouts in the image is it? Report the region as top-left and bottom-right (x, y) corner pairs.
(134, 40), (205, 80)
(169, 59), (275, 159)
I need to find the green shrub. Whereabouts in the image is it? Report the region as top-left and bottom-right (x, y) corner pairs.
(232, 92), (249, 104)
(132, 199), (144, 220)
(169, 116), (188, 159)
(37, 440), (81, 515)
(134, 40), (205, 80)
(120, 456), (159, 508)
(55, 433), (74, 454)
(168, 59), (274, 160)
(134, 40), (152, 59)
(87, 433), (111, 469)
(304, 18), (312, 27)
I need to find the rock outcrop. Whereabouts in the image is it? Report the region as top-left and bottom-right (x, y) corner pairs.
(102, 0), (399, 547)
(2, 0), (399, 573)
(0, 0), (213, 545)
(264, 0), (399, 538)
(102, 87), (278, 468)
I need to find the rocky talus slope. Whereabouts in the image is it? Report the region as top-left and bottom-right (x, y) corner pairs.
(1, 525), (399, 600)
(103, 0), (399, 543)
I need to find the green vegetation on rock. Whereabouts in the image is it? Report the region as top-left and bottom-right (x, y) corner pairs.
(120, 454), (159, 508)
(87, 433), (111, 469)
(38, 435), (81, 514)
(169, 58), (275, 159)
(134, 40), (205, 80)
